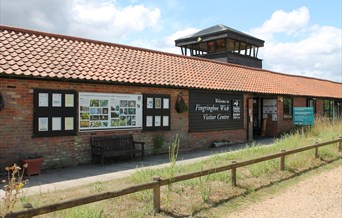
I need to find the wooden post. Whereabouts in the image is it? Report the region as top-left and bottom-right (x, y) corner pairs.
(153, 176), (161, 213)
(339, 137), (342, 152)
(231, 161), (237, 187)
(315, 142), (319, 158)
(280, 150), (286, 171)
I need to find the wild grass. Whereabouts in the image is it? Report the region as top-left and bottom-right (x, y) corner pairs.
(3, 118), (341, 217)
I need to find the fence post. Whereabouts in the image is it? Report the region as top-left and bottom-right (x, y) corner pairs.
(153, 176), (161, 213)
(315, 142), (319, 158)
(231, 161), (237, 187)
(339, 137), (342, 152)
(280, 150), (286, 171)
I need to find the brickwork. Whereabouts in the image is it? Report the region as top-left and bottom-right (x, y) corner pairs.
(315, 99), (323, 117)
(276, 96), (308, 135)
(0, 78), (248, 170)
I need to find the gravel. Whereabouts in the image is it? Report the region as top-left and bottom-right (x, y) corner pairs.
(225, 165), (342, 218)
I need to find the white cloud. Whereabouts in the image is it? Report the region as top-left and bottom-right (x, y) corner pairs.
(70, 0), (160, 41)
(165, 27), (199, 46)
(1, 0), (73, 33)
(251, 7), (342, 82)
(0, 0), (160, 42)
(130, 27), (199, 54)
(251, 7), (310, 41)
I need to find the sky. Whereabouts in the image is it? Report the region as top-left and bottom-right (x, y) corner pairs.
(1, 0), (341, 82)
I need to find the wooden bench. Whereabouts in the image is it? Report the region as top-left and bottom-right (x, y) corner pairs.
(90, 134), (145, 165)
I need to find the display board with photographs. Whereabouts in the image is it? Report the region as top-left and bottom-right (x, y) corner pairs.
(79, 92), (142, 130)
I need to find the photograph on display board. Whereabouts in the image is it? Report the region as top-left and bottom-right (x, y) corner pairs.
(155, 98), (161, 109)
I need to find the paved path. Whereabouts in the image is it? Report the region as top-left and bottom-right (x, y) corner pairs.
(226, 164), (342, 218)
(1, 138), (274, 196)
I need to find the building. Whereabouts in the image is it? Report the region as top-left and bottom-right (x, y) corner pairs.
(175, 24), (264, 68)
(0, 25), (341, 170)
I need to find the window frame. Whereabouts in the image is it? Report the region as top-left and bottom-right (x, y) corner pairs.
(306, 98), (317, 114)
(283, 97), (293, 120)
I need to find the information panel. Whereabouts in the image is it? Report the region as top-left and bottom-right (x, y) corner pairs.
(189, 91), (243, 131)
(79, 92), (142, 130)
(293, 107), (314, 126)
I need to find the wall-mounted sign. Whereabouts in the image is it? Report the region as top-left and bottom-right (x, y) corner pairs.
(143, 94), (171, 131)
(293, 107), (314, 126)
(33, 89), (77, 137)
(79, 92), (142, 130)
(189, 91), (243, 131)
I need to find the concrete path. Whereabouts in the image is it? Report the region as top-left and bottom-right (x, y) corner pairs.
(1, 138), (274, 196)
(226, 164), (342, 218)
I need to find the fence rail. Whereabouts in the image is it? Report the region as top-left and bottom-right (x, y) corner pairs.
(5, 138), (342, 218)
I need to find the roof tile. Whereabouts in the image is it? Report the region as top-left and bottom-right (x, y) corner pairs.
(0, 25), (341, 99)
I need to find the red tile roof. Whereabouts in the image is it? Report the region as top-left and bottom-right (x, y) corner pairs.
(1, 25), (341, 99)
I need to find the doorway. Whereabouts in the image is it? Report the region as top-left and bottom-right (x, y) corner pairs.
(253, 98), (262, 136)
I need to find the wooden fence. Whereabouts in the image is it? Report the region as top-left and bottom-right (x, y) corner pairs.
(5, 138), (342, 218)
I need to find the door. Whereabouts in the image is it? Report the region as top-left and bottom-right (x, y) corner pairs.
(253, 98), (262, 136)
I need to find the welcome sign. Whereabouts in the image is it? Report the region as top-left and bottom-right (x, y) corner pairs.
(189, 91), (243, 131)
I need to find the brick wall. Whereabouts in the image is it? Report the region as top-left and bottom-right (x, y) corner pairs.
(315, 99), (323, 117)
(277, 96), (312, 135)
(0, 78), (248, 170)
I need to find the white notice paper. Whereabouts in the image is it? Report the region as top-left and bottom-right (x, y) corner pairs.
(39, 93), (49, 107)
(65, 117), (74, 130)
(154, 116), (161, 126)
(52, 117), (62, 131)
(38, 117), (48, 131)
(146, 116), (153, 127)
(147, 98), (153, 109)
(163, 98), (169, 109)
(163, 116), (169, 126)
(65, 94), (74, 107)
(52, 93), (62, 107)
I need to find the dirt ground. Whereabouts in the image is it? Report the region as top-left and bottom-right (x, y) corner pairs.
(225, 164), (342, 218)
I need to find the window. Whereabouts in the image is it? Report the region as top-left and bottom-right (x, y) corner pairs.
(143, 94), (170, 131)
(306, 98), (316, 114)
(323, 99), (335, 118)
(207, 41), (216, 53)
(283, 97), (293, 119)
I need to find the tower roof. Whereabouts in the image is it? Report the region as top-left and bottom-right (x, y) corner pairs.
(175, 24), (264, 47)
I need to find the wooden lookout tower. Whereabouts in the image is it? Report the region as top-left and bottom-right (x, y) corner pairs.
(175, 24), (265, 68)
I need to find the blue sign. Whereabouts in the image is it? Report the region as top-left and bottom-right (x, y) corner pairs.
(293, 107), (314, 126)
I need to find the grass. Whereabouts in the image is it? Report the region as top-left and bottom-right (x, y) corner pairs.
(3, 118), (342, 217)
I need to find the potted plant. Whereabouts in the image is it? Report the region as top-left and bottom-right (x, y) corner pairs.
(21, 152), (44, 176)
(175, 95), (188, 113)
